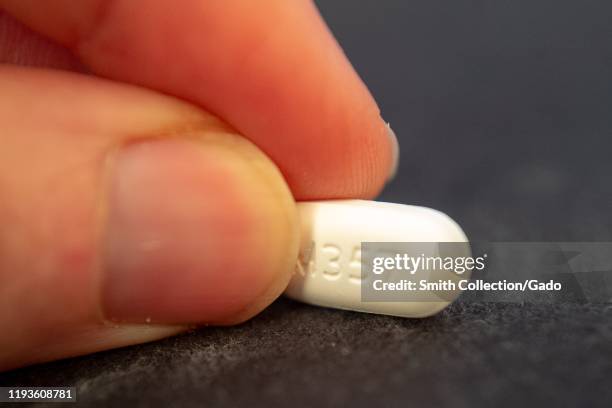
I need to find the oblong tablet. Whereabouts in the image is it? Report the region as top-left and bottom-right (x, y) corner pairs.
(284, 200), (470, 318)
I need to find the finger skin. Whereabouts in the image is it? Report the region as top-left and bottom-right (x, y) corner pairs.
(0, 66), (298, 370)
(0, 11), (81, 69)
(0, 0), (394, 199)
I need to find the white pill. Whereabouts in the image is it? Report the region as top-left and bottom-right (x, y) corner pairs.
(284, 200), (470, 318)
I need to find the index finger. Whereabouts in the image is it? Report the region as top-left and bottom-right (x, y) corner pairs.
(1, 0), (397, 199)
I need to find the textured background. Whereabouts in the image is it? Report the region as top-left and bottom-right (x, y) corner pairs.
(1, 1), (611, 406)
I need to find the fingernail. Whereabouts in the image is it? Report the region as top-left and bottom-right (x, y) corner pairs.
(101, 137), (295, 324)
(386, 123), (400, 181)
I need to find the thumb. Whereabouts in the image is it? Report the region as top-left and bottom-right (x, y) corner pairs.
(0, 67), (298, 370)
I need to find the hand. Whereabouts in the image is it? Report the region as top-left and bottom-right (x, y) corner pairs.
(0, 0), (396, 370)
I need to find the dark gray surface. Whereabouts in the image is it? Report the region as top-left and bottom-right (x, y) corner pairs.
(1, 1), (611, 406)
(1, 301), (611, 407)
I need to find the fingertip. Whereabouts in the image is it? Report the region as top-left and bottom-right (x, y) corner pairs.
(1, 0), (396, 199)
(0, 67), (300, 368)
